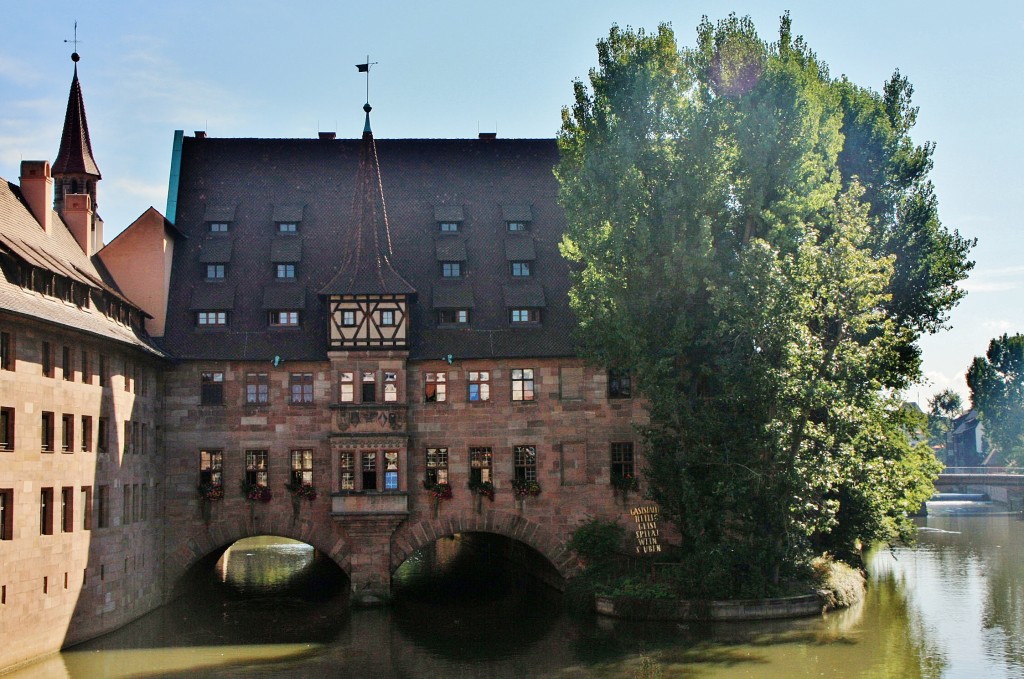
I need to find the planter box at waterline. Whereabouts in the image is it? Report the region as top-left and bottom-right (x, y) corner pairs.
(594, 593), (826, 621)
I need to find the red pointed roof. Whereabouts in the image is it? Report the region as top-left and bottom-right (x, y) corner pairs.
(53, 65), (101, 178)
(321, 111), (414, 296)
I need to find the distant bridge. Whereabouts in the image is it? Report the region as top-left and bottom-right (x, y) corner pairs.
(934, 467), (1024, 507)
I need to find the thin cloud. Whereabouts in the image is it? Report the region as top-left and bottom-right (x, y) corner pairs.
(0, 55), (40, 86)
(107, 178), (166, 205)
(962, 265), (1024, 294)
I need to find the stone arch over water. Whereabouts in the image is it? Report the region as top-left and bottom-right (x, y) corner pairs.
(165, 513), (352, 590)
(389, 510), (580, 582)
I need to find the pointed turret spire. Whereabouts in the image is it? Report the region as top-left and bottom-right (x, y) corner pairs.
(321, 103), (414, 296)
(53, 51), (101, 218)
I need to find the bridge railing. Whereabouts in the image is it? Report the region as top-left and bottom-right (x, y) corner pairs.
(940, 466), (1023, 476)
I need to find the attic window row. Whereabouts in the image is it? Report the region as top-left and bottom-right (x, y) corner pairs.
(203, 263), (298, 280)
(207, 221), (300, 234)
(195, 310), (303, 328)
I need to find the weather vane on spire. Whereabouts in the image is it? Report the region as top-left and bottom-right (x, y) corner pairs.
(65, 21), (81, 62)
(355, 56), (378, 106)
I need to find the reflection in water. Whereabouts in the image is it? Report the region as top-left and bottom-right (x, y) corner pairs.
(11, 508), (1024, 678)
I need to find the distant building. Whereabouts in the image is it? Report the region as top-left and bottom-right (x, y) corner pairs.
(949, 410), (987, 467)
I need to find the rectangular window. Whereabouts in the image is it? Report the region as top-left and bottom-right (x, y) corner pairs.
(81, 415), (92, 452)
(276, 264), (296, 280)
(40, 487), (54, 535)
(384, 451), (399, 490)
(61, 413), (74, 452)
(245, 372), (270, 404)
(507, 221), (527, 232)
(439, 221), (459, 232)
(99, 355), (107, 386)
(132, 483), (140, 523)
(140, 423), (147, 454)
(42, 341), (53, 377)
(380, 310), (396, 326)
(342, 310), (357, 327)
(199, 450), (223, 485)
(123, 421), (132, 455)
(97, 485), (109, 528)
(361, 371), (376, 403)
(290, 449), (313, 486)
(81, 349), (90, 383)
(468, 371), (490, 402)
(97, 417), (108, 454)
(608, 369), (632, 399)
(425, 372), (447, 402)
(41, 411), (55, 452)
(61, 487), (74, 533)
(124, 360), (133, 392)
(0, 331), (11, 370)
(245, 450), (268, 487)
(201, 371), (225, 405)
(441, 262), (462, 278)
(139, 368), (148, 396)
(511, 368), (535, 402)
(197, 311), (228, 326)
(469, 447), (493, 485)
(339, 452), (355, 490)
(437, 309), (469, 325)
(362, 452), (377, 490)
(340, 372), (354, 402)
(80, 487), (92, 531)
(0, 489), (13, 540)
(209, 222), (229, 233)
(426, 447), (449, 484)
(514, 445), (538, 482)
(62, 346), (72, 381)
(384, 372), (398, 402)
(270, 311), (300, 327)
(511, 261), (531, 277)
(206, 264), (225, 280)
(122, 485), (131, 525)
(290, 372), (314, 404)
(140, 484), (148, 522)
(0, 408), (14, 451)
(611, 442), (635, 480)
(510, 308), (540, 324)
(278, 222), (297, 233)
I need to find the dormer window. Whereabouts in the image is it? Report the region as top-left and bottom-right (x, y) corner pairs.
(511, 261), (531, 277)
(438, 309), (469, 325)
(507, 221), (527, 232)
(510, 308), (540, 324)
(276, 264), (296, 280)
(206, 264), (225, 280)
(439, 222), (459, 233)
(441, 262), (462, 278)
(269, 311), (300, 327)
(273, 204), (304, 234)
(209, 222), (229, 233)
(197, 311), (227, 326)
(278, 222), (297, 234)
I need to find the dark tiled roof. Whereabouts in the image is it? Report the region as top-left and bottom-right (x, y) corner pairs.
(502, 282), (546, 308)
(197, 238), (233, 263)
(203, 204), (236, 222)
(262, 285), (305, 309)
(269, 238), (302, 263)
(435, 237), (467, 262)
(434, 205), (464, 222)
(52, 67), (101, 178)
(163, 136), (576, 361)
(188, 285), (235, 310)
(504, 236), (536, 261)
(272, 204), (305, 222)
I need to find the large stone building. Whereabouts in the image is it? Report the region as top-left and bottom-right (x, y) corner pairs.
(0, 59), (648, 670)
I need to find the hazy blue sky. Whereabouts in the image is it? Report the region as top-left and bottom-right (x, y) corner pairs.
(2, 1), (1021, 404)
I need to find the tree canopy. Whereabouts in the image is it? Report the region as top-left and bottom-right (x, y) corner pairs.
(968, 333), (1024, 465)
(557, 14), (972, 597)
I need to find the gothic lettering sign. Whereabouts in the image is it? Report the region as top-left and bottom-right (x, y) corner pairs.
(630, 505), (661, 554)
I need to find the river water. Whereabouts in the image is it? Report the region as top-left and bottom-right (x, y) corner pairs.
(12, 502), (1023, 678)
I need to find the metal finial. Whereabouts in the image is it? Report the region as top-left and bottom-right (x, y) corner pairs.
(65, 21), (81, 61)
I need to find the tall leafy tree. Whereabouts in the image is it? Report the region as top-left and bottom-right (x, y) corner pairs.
(927, 388), (963, 457)
(967, 334), (1024, 465)
(558, 15), (969, 596)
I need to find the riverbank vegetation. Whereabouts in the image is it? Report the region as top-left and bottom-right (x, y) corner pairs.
(558, 14), (972, 599)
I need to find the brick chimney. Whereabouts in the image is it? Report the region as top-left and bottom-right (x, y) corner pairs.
(19, 161), (54, 234)
(64, 193), (94, 256)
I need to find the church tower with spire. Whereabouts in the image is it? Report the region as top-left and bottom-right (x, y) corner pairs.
(52, 51), (104, 254)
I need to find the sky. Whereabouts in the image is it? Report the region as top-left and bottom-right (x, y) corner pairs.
(1, 0), (1021, 406)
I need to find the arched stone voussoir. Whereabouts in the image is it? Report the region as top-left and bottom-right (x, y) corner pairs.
(389, 510), (576, 578)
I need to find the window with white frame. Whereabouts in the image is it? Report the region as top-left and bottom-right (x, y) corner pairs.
(245, 372), (269, 404)
(441, 261), (462, 278)
(290, 372), (313, 404)
(197, 311), (227, 326)
(339, 451), (355, 490)
(206, 264), (225, 280)
(511, 368), (535, 401)
(384, 451), (399, 490)
(340, 372), (354, 402)
(510, 261), (531, 277)
(291, 449), (313, 485)
(426, 447), (448, 484)
(270, 310), (300, 327)
(438, 309), (469, 325)
(510, 308), (540, 324)
(384, 372), (398, 402)
(425, 372), (446, 402)
(514, 445), (537, 481)
(468, 371), (490, 402)
(469, 447), (492, 484)
(276, 264), (296, 280)
(245, 450), (268, 487)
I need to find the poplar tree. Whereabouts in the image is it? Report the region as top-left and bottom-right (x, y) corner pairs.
(557, 14), (971, 596)
(967, 333), (1024, 465)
